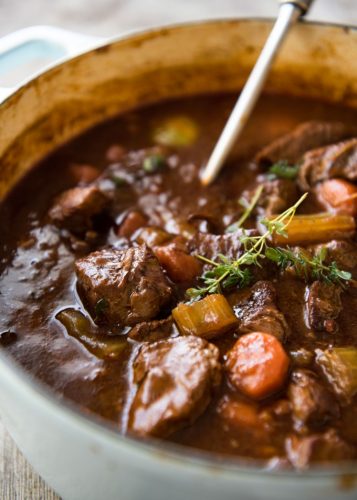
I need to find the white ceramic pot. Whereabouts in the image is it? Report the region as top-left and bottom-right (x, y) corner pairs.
(0, 21), (356, 500)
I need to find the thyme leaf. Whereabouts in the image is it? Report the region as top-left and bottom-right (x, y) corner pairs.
(268, 160), (299, 180)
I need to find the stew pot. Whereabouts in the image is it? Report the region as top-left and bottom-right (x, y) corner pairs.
(0, 20), (357, 500)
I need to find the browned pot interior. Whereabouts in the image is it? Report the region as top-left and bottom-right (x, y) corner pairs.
(0, 19), (356, 199)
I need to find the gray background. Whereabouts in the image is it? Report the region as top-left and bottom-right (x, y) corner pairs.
(0, 0), (356, 37)
(0, 0), (356, 498)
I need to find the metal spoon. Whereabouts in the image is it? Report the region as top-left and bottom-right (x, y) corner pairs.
(200, 0), (315, 186)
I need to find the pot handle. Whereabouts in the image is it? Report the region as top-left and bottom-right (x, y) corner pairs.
(0, 25), (104, 103)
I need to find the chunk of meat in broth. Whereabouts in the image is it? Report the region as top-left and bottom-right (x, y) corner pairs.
(255, 121), (356, 167)
(232, 281), (290, 342)
(305, 281), (342, 333)
(298, 138), (357, 191)
(286, 430), (355, 469)
(128, 336), (221, 437)
(242, 178), (298, 217)
(75, 245), (172, 327)
(128, 317), (175, 342)
(189, 229), (257, 262)
(49, 185), (109, 233)
(288, 369), (340, 432)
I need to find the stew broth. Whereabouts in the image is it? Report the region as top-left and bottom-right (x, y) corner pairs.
(1, 93), (357, 467)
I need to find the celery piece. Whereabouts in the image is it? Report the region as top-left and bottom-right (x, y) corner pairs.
(153, 116), (198, 147)
(142, 154), (166, 174)
(172, 294), (238, 339)
(262, 213), (355, 246)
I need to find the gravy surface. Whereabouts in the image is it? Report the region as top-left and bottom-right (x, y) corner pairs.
(1, 93), (357, 465)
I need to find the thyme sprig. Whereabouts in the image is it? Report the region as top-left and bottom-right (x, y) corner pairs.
(187, 192), (352, 299)
(187, 193), (308, 299)
(265, 246), (352, 287)
(226, 185), (264, 233)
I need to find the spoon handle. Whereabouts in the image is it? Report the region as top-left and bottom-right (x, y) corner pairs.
(201, 0), (314, 186)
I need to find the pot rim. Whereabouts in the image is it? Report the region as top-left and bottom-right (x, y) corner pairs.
(1, 18), (357, 479)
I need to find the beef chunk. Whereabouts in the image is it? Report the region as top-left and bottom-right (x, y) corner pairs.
(49, 185), (108, 233)
(243, 179), (298, 217)
(298, 138), (357, 190)
(188, 231), (273, 282)
(75, 245), (172, 326)
(288, 369), (339, 431)
(260, 179), (298, 216)
(255, 121), (356, 167)
(286, 430), (355, 469)
(305, 281), (342, 333)
(128, 317), (174, 342)
(128, 336), (221, 437)
(233, 281), (290, 342)
(189, 230), (250, 262)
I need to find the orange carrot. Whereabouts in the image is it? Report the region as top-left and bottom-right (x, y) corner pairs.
(118, 211), (147, 239)
(319, 179), (357, 216)
(135, 226), (171, 247)
(69, 164), (100, 183)
(217, 397), (261, 430)
(154, 242), (202, 282)
(106, 144), (126, 162)
(225, 332), (289, 400)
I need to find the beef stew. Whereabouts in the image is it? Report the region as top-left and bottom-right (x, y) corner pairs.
(1, 93), (357, 469)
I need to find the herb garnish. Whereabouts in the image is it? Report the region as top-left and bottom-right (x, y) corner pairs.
(187, 193), (351, 299)
(226, 185), (264, 233)
(265, 246), (352, 287)
(268, 160), (299, 180)
(110, 173), (128, 188)
(110, 174), (128, 187)
(143, 154), (166, 174)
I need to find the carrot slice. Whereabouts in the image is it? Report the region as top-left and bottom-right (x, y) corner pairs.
(217, 397), (261, 430)
(318, 178), (357, 216)
(118, 211), (147, 239)
(69, 164), (100, 183)
(225, 332), (289, 400)
(154, 242), (202, 282)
